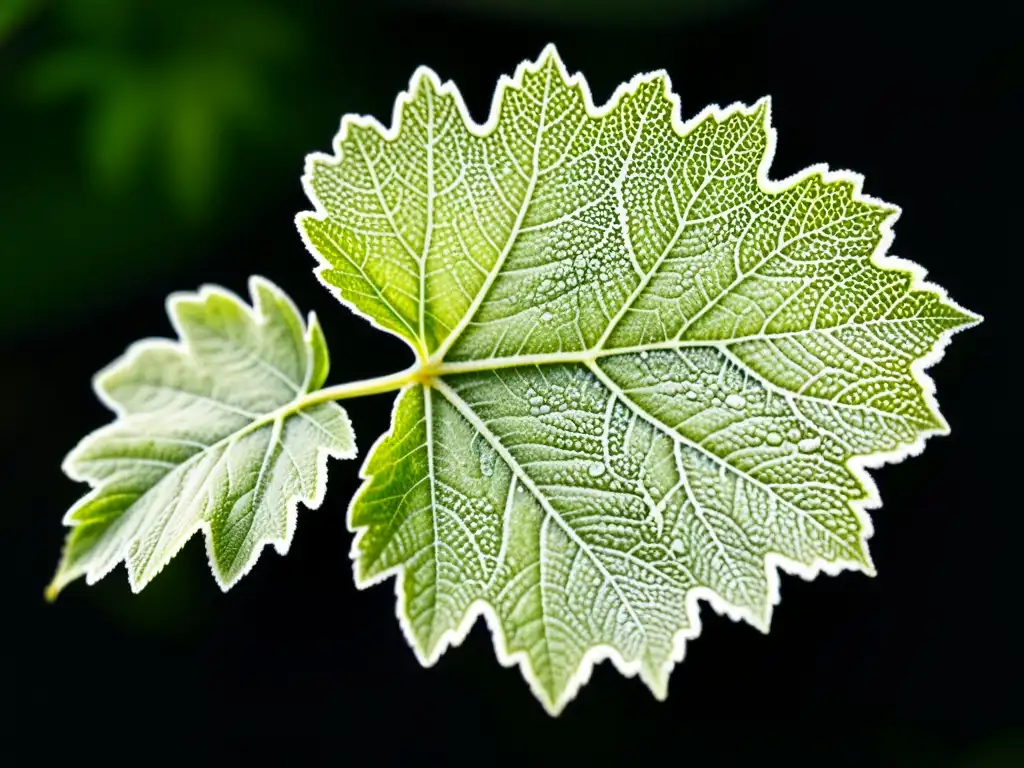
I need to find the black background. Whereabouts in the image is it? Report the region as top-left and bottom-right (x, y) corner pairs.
(4, 0), (1019, 764)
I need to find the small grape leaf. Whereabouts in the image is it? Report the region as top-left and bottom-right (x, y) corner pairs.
(46, 277), (356, 599)
(298, 45), (979, 714)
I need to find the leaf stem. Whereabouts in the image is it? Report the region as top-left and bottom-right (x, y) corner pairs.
(300, 366), (420, 407)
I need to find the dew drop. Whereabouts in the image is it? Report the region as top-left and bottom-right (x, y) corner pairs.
(798, 436), (822, 453)
(686, 390), (698, 400)
(766, 431), (783, 446)
(588, 462), (607, 478)
(541, 311), (553, 322)
(479, 448), (494, 477)
(787, 428), (802, 442)
(724, 394), (746, 409)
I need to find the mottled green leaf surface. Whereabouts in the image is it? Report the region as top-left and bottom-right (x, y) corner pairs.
(48, 278), (356, 598)
(299, 46), (977, 713)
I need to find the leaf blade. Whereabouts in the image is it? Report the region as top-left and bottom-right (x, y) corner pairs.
(303, 45), (979, 714)
(48, 277), (356, 599)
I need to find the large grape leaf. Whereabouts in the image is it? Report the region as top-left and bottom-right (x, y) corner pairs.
(46, 277), (356, 599)
(298, 45), (978, 714)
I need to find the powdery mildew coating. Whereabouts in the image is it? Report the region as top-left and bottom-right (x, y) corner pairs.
(298, 45), (978, 715)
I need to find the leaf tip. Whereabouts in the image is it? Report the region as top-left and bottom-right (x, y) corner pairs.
(541, 697), (566, 718)
(536, 42), (563, 68)
(44, 581), (61, 604)
(856, 549), (877, 578)
(750, 608), (772, 635)
(531, 681), (569, 717)
(957, 307), (984, 329)
(409, 68), (436, 95)
(247, 273), (280, 303)
(640, 667), (670, 702)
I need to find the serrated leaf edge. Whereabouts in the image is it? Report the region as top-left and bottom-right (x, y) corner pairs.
(48, 275), (357, 599)
(322, 44), (982, 714)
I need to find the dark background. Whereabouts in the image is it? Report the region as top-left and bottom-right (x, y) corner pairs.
(3, 0), (1019, 763)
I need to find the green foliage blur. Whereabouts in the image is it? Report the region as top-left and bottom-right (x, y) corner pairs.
(1, 0), (318, 331)
(26, 1), (300, 214)
(0, 0), (759, 336)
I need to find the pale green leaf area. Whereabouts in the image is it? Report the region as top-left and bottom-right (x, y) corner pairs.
(298, 45), (977, 714)
(47, 278), (356, 599)
(52, 44), (979, 717)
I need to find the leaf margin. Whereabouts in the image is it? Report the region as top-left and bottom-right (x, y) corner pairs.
(323, 44), (983, 714)
(46, 275), (358, 601)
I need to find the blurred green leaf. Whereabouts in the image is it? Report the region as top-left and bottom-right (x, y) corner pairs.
(0, 0), (40, 43)
(26, 47), (124, 99)
(23, 0), (300, 215)
(0, 0), (327, 333)
(85, 74), (153, 190)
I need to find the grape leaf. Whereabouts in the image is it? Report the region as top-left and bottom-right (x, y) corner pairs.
(297, 45), (978, 713)
(46, 277), (356, 599)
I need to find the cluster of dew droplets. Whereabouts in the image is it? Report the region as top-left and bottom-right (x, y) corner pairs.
(478, 443), (495, 477)
(623, 347), (839, 463)
(434, 436), (506, 579)
(519, 367), (648, 498)
(589, 345), (879, 563)
(509, 222), (633, 347)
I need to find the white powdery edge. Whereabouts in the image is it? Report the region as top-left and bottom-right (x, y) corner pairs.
(325, 43), (981, 715)
(55, 275), (357, 595)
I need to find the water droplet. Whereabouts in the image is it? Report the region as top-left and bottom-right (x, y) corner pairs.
(588, 462), (606, 478)
(639, 350), (649, 360)
(725, 394), (746, 409)
(541, 311), (553, 322)
(798, 436), (822, 453)
(686, 390), (698, 400)
(479, 448), (494, 477)
(787, 428), (802, 442)
(766, 431), (783, 446)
